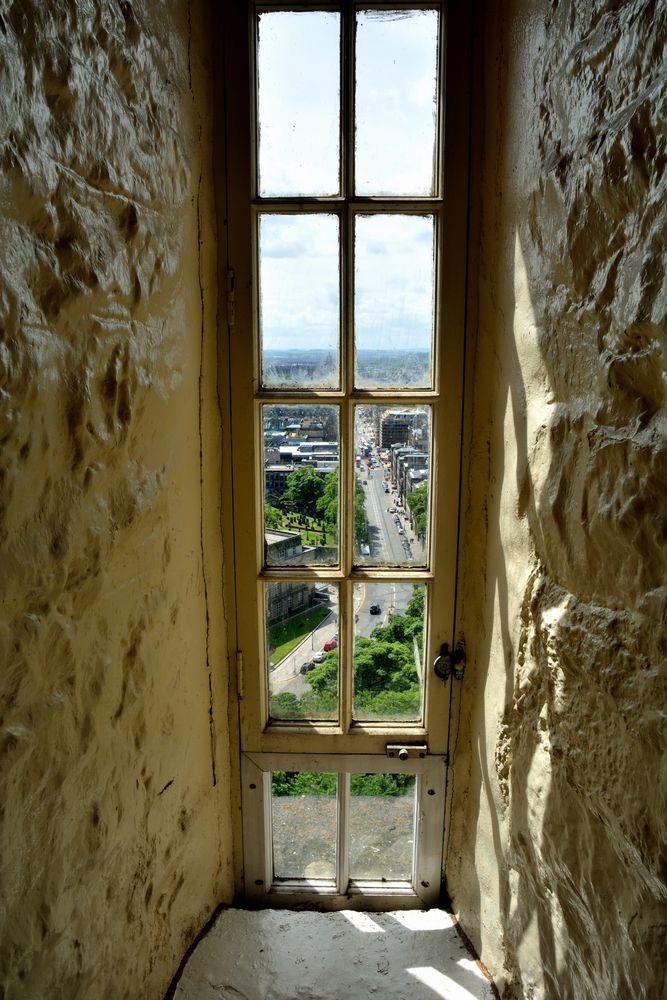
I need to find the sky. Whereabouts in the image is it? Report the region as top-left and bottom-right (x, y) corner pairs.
(257, 8), (439, 356)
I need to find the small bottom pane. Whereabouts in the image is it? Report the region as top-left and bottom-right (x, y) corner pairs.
(271, 771), (337, 879)
(349, 773), (416, 881)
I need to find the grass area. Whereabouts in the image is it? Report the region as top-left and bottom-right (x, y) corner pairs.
(275, 515), (335, 547)
(269, 606), (332, 663)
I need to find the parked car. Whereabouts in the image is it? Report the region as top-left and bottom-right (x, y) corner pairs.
(388, 506), (396, 513)
(313, 650), (326, 663)
(397, 528), (404, 535)
(300, 660), (315, 674)
(369, 603), (381, 615)
(323, 638), (337, 652)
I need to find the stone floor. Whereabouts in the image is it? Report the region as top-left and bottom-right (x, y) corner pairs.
(170, 908), (497, 1000)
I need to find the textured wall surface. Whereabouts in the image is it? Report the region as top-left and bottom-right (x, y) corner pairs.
(447, 1), (666, 997)
(0, 2), (232, 998)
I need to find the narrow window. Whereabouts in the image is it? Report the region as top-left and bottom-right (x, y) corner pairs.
(224, 1), (470, 908)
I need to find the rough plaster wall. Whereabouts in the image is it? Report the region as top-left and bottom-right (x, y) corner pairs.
(447, 1), (666, 998)
(0, 2), (232, 998)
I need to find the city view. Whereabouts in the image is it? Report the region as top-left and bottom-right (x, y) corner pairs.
(262, 394), (431, 722)
(262, 347), (432, 389)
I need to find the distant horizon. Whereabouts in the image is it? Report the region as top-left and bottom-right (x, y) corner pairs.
(264, 347), (430, 355)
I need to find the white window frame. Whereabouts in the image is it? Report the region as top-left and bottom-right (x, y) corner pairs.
(241, 752), (446, 908)
(220, 0), (472, 905)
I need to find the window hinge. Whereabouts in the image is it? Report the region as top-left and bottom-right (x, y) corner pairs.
(433, 641), (466, 682)
(226, 268), (236, 327)
(236, 649), (244, 699)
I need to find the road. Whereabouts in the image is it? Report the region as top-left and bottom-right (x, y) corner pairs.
(270, 579), (418, 698)
(360, 463), (425, 566)
(270, 443), (424, 701)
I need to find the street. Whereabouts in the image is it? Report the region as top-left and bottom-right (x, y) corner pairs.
(269, 579), (418, 698)
(358, 463), (426, 567)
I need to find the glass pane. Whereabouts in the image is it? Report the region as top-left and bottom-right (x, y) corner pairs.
(257, 11), (340, 197)
(354, 405), (430, 566)
(263, 404), (339, 566)
(349, 773), (416, 881)
(355, 9), (439, 196)
(353, 582), (425, 722)
(259, 215), (340, 389)
(272, 771), (337, 879)
(266, 582), (339, 722)
(354, 215), (434, 389)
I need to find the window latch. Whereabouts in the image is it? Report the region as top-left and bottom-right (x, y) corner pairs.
(386, 743), (428, 760)
(433, 641), (465, 682)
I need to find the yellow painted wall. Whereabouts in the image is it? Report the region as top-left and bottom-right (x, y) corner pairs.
(447, 2), (666, 997)
(0, 3), (233, 997)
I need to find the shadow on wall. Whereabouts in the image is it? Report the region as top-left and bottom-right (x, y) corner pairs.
(448, 2), (667, 998)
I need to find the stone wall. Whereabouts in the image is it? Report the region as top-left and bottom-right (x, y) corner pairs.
(0, 2), (232, 997)
(446, 1), (666, 997)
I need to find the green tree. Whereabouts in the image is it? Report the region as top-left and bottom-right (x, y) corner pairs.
(283, 466), (325, 518)
(354, 478), (370, 546)
(315, 469), (369, 546)
(272, 585), (425, 744)
(353, 636), (417, 696)
(406, 482), (427, 538)
(306, 650), (338, 697)
(316, 469), (338, 535)
(264, 503), (283, 529)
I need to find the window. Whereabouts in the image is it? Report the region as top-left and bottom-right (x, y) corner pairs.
(223, 1), (470, 908)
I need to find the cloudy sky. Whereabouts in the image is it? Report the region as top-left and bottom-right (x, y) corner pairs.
(257, 8), (439, 356)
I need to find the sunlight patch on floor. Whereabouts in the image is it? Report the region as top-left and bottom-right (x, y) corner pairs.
(172, 908), (496, 1000)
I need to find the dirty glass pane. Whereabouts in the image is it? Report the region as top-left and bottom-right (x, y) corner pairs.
(354, 215), (434, 389)
(257, 11), (340, 197)
(355, 9), (438, 196)
(272, 772), (337, 879)
(349, 773), (416, 880)
(266, 582), (339, 722)
(260, 215), (340, 389)
(353, 405), (430, 566)
(263, 404), (339, 566)
(353, 583), (425, 722)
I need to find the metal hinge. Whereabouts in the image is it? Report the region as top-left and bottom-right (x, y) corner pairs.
(433, 641), (466, 682)
(227, 269), (236, 327)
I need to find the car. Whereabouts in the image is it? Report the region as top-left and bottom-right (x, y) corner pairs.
(369, 603), (381, 615)
(312, 650), (326, 663)
(397, 528), (404, 535)
(388, 506), (396, 513)
(300, 660), (315, 674)
(323, 638), (337, 652)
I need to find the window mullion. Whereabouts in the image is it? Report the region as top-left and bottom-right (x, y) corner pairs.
(336, 771), (350, 893)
